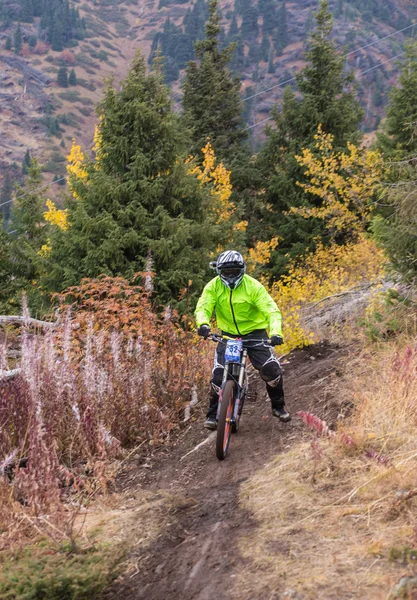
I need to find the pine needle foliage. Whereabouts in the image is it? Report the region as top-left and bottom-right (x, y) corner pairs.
(257, 0), (364, 279)
(182, 0), (247, 165)
(374, 43), (417, 283)
(43, 53), (219, 305)
(7, 159), (48, 312)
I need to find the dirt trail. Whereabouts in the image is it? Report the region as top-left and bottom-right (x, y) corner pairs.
(103, 342), (346, 600)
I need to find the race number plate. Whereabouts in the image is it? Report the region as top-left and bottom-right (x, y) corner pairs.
(225, 339), (242, 363)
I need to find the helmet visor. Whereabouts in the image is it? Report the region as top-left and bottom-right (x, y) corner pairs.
(220, 267), (243, 278)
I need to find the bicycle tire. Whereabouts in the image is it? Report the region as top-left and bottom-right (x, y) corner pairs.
(216, 380), (235, 460)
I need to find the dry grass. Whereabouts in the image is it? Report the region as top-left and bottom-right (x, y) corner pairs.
(0, 488), (177, 599)
(235, 337), (417, 599)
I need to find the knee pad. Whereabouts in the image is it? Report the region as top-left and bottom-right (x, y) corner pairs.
(259, 359), (282, 388)
(211, 367), (223, 390)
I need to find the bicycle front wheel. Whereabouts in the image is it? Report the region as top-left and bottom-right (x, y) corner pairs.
(216, 380), (236, 461)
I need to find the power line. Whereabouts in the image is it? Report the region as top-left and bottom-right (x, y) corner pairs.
(244, 76), (296, 102)
(243, 22), (416, 104)
(357, 50), (405, 76)
(244, 116), (273, 131)
(0, 177), (67, 210)
(346, 22), (417, 58)
(244, 50), (406, 132)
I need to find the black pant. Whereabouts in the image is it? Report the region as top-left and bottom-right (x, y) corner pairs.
(207, 330), (285, 419)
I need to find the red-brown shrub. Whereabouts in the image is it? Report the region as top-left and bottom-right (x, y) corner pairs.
(34, 41), (49, 55)
(20, 43), (31, 58)
(60, 49), (76, 65)
(0, 276), (211, 546)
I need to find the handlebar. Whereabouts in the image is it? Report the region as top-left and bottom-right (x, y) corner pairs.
(208, 333), (273, 347)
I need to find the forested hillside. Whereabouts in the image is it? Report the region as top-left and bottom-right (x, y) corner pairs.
(2, 0), (417, 598)
(0, 0), (416, 199)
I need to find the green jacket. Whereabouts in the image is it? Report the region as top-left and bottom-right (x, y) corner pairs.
(195, 274), (282, 337)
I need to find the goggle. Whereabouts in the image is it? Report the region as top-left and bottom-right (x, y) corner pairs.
(220, 267), (243, 278)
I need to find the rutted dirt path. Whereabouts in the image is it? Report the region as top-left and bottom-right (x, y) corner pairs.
(103, 342), (346, 600)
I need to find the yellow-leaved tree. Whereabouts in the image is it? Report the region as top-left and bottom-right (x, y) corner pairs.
(264, 125), (386, 352)
(269, 235), (387, 352)
(188, 141), (278, 275)
(66, 140), (89, 200)
(292, 125), (383, 237)
(188, 141), (243, 229)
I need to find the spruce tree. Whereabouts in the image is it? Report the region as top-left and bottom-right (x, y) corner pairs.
(257, 0), (364, 277)
(14, 23), (22, 55)
(373, 43), (417, 283)
(68, 68), (77, 85)
(182, 0), (247, 165)
(260, 31), (269, 61)
(22, 148), (31, 174)
(275, 1), (288, 55)
(0, 170), (13, 222)
(20, 0), (34, 23)
(8, 158), (48, 310)
(259, 0), (277, 35)
(267, 47), (275, 74)
(57, 66), (68, 87)
(43, 53), (220, 305)
(51, 19), (64, 51)
(0, 216), (17, 313)
(380, 42), (417, 156)
(5, 36), (11, 51)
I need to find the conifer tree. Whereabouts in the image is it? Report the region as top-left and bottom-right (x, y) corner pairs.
(380, 42), (417, 156)
(260, 31), (269, 61)
(22, 148), (31, 174)
(5, 36), (11, 51)
(0, 217), (16, 313)
(68, 68), (77, 85)
(259, 0), (277, 35)
(0, 170), (13, 222)
(43, 53), (221, 305)
(57, 66), (68, 87)
(51, 19), (64, 51)
(14, 23), (22, 55)
(8, 158), (48, 310)
(267, 47), (275, 73)
(182, 0), (247, 165)
(373, 43), (417, 283)
(275, 1), (288, 55)
(20, 0), (34, 23)
(257, 0), (364, 277)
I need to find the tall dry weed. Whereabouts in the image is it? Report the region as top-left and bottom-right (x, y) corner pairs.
(0, 275), (211, 549)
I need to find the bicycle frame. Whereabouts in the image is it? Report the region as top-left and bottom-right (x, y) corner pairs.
(216, 346), (248, 426)
(209, 334), (272, 460)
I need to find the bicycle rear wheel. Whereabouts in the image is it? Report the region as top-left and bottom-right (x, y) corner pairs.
(216, 380), (235, 461)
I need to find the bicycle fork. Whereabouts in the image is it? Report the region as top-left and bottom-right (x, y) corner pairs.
(216, 349), (248, 424)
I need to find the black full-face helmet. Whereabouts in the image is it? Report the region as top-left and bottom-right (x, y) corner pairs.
(213, 250), (246, 290)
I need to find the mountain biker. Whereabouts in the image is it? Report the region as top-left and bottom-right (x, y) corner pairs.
(195, 250), (291, 430)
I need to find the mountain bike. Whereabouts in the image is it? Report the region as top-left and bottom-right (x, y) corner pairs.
(209, 334), (272, 461)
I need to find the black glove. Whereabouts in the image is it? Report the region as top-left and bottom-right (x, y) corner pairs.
(270, 335), (284, 346)
(198, 325), (211, 339)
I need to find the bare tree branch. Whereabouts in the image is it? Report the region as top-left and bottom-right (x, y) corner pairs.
(0, 316), (55, 328)
(0, 368), (21, 380)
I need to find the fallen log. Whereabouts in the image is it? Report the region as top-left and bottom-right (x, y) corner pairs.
(0, 368), (21, 380)
(0, 316), (55, 328)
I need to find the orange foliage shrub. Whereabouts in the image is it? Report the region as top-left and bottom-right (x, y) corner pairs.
(20, 43), (31, 58)
(34, 41), (49, 55)
(60, 49), (76, 65)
